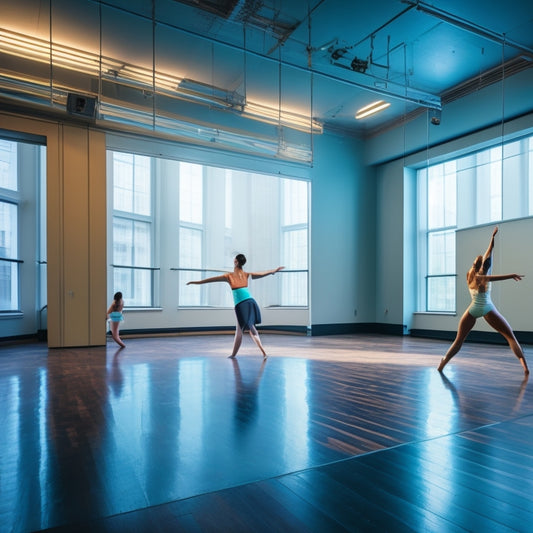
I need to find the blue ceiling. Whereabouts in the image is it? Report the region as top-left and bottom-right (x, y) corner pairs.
(102, 0), (533, 135)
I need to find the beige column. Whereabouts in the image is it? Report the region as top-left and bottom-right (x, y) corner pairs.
(52, 124), (107, 347)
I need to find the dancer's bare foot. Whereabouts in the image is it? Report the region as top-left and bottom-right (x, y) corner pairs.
(228, 354), (236, 359)
(437, 357), (447, 372)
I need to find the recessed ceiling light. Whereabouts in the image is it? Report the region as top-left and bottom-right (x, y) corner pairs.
(355, 100), (391, 119)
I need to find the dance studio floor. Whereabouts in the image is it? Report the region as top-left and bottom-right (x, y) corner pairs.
(1, 333), (533, 532)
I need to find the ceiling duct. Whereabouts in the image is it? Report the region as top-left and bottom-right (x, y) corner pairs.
(367, 54), (533, 138)
(172, 0), (298, 44)
(171, 0), (240, 19)
(442, 55), (533, 105)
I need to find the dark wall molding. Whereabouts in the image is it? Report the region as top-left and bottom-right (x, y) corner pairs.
(7, 324), (533, 345)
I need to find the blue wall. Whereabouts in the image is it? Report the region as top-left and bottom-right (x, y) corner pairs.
(369, 68), (533, 337)
(310, 132), (376, 331)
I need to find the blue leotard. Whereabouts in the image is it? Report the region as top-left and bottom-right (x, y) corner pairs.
(109, 311), (124, 322)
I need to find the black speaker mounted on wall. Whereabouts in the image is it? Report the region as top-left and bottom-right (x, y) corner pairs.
(66, 93), (97, 118)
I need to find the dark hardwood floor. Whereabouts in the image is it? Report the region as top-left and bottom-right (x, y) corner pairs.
(1, 333), (532, 532)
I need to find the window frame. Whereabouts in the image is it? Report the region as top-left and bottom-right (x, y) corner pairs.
(418, 132), (533, 313)
(110, 151), (157, 308)
(0, 140), (21, 312)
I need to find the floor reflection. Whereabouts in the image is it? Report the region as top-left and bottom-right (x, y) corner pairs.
(107, 346), (125, 398)
(512, 374), (529, 414)
(1, 335), (533, 532)
(46, 349), (112, 526)
(232, 357), (266, 431)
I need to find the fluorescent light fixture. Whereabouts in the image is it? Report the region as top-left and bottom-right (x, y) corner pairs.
(0, 28), (182, 92)
(0, 27), (322, 134)
(116, 65), (182, 92)
(355, 100), (391, 119)
(244, 101), (323, 133)
(176, 78), (245, 110)
(98, 101), (312, 163)
(179, 78), (245, 107)
(0, 28), (101, 73)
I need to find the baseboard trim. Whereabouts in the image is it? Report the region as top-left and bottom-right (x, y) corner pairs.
(0, 333), (41, 346)
(11, 324), (530, 346)
(309, 323), (407, 336)
(410, 328), (533, 345)
(117, 325), (308, 337)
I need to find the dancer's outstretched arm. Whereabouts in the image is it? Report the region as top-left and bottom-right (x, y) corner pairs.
(250, 266), (285, 280)
(187, 274), (228, 285)
(482, 226), (498, 264)
(477, 273), (524, 283)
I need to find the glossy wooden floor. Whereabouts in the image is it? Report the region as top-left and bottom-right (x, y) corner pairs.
(1, 333), (533, 532)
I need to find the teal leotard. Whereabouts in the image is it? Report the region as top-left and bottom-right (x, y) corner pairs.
(232, 287), (252, 306)
(109, 311), (124, 322)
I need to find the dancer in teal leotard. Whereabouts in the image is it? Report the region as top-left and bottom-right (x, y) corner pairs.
(187, 254), (284, 358)
(107, 291), (126, 348)
(438, 227), (529, 375)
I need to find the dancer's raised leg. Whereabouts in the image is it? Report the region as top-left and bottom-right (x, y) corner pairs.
(438, 310), (476, 371)
(484, 310), (530, 375)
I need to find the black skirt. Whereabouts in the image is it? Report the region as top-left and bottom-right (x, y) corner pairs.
(234, 298), (262, 331)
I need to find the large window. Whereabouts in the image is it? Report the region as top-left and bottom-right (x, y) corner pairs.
(177, 164), (309, 308)
(0, 141), (20, 311)
(178, 162), (204, 306)
(281, 179), (308, 306)
(421, 162), (457, 312)
(0, 137), (46, 337)
(419, 134), (533, 312)
(108, 150), (309, 311)
(111, 152), (155, 307)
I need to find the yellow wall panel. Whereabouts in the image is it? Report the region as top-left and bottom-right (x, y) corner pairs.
(0, 112), (107, 347)
(62, 125), (90, 346)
